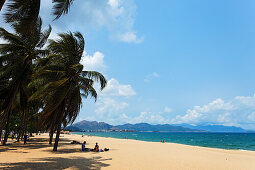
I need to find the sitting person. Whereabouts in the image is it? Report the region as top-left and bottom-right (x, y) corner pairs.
(94, 142), (99, 152)
(24, 134), (29, 144)
(82, 141), (86, 151)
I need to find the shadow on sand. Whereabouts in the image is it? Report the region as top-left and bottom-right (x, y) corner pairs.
(0, 137), (112, 169)
(0, 138), (71, 152)
(0, 156), (111, 169)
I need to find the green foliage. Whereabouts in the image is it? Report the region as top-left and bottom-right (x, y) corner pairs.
(0, 0), (107, 151)
(1, 0), (75, 20)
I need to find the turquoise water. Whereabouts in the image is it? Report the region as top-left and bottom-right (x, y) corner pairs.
(72, 132), (255, 151)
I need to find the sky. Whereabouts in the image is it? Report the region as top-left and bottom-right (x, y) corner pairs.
(1, 0), (255, 129)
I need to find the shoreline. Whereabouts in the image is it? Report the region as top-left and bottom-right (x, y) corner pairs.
(71, 131), (255, 152)
(1, 133), (255, 169)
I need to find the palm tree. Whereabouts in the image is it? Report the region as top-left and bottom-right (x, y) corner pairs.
(0, 18), (51, 145)
(1, 0), (74, 19)
(30, 32), (107, 151)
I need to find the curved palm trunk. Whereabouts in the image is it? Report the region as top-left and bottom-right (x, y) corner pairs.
(29, 107), (34, 137)
(1, 82), (21, 144)
(0, 127), (2, 142)
(49, 111), (57, 144)
(3, 111), (11, 145)
(53, 106), (64, 151)
(23, 111), (28, 136)
(17, 128), (22, 142)
(53, 121), (61, 151)
(49, 126), (55, 144)
(30, 117), (33, 137)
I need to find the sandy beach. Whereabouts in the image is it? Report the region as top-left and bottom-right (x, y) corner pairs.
(1, 133), (255, 170)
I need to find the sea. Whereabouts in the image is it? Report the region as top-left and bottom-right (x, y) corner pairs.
(72, 132), (255, 151)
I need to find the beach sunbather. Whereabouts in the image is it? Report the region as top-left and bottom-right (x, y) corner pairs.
(94, 142), (99, 152)
(24, 134), (28, 144)
(82, 141), (86, 151)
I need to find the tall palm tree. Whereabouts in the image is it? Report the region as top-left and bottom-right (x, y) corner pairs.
(30, 32), (107, 151)
(0, 18), (51, 145)
(1, 0), (74, 19)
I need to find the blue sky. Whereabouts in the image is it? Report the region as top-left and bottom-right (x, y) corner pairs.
(1, 0), (255, 129)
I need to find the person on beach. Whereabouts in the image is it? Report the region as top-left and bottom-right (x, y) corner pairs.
(82, 141), (86, 151)
(94, 142), (99, 152)
(24, 134), (28, 144)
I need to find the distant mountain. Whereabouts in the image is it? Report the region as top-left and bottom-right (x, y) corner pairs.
(66, 120), (204, 132)
(66, 120), (113, 131)
(176, 124), (248, 133)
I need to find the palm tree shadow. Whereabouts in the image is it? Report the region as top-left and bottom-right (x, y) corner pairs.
(0, 138), (72, 152)
(0, 156), (111, 170)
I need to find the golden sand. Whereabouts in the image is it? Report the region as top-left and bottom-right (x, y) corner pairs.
(1, 133), (255, 170)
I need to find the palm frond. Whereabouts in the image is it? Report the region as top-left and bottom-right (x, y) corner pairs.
(52, 0), (74, 20)
(37, 25), (52, 48)
(81, 71), (107, 90)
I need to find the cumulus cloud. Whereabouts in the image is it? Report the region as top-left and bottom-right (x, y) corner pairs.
(102, 78), (136, 97)
(173, 94), (255, 129)
(95, 97), (128, 114)
(164, 107), (173, 113)
(40, 0), (142, 43)
(92, 78), (136, 123)
(117, 111), (172, 125)
(81, 51), (106, 72)
(144, 72), (160, 82)
(108, 0), (121, 8)
(117, 32), (144, 43)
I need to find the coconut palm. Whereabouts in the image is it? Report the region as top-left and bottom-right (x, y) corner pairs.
(30, 32), (107, 151)
(1, 0), (74, 19)
(0, 17), (51, 145)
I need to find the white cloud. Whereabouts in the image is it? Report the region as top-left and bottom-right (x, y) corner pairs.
(40, 0), (142, 43)
(92, 78), (136, 123)
(81, 51), (106, 72)
(173, 94), (255, 129)
(120, 111), (172, 125)
(118, 32), (144, 43)
(235, 94), (255, 108)
(164, 107), (173, 113)
(102, 78), (136, 97)
(95, 97), (128, 114)
(108, 0), (121, 9)
(144, 72), (160, 82)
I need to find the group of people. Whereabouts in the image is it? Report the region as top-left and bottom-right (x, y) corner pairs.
(1, 133), (29, 145)
(81, 141), (109, 152)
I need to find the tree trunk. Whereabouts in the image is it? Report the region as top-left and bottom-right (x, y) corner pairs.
(0, 127), (2, 143)
(29, 110), (33, 137)
(23, 111), (28, 136)
(17, 114), (25, 142)
(3, 111), (11, 145)
(3, 129), (9, 145)
(19, 109), (26, 140)
(17, 128), (22, 142)
(49, 127), (54, 144)
(53, 121), (61, 151)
